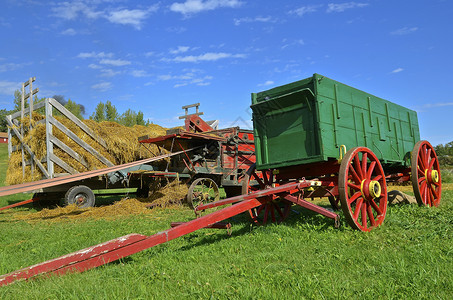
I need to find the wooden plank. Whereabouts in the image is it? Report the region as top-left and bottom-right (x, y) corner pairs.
(24, 88), (39, 101)
(7, 127), (12, 158)
(6, 116), (50, 178)
(181, 103), (200, 109)
(48, 115), (114, 167)
(10, 101), (45, 119)
(23, 77), (35, 87)
(45, 100), (54, 177)
(21, 83), (25, 178)
(50, 153), (78, 175)
(49, 98), (108, 149)
(29, 79), (34, 178)
(49, 135), (89, 169)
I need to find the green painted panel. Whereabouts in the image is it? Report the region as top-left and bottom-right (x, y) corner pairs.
(252, 74), (420, 170)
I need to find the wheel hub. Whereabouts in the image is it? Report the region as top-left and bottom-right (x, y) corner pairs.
(75, 194), (86, 205)
(425, 169), (439, 184)
(361, 179), (381, 200)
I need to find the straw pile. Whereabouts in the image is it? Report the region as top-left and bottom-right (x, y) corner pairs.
(6, 113), (167, 185)
(13, 181), (189, 222)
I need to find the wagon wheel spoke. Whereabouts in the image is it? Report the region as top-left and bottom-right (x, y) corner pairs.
(361, 202), (367, 229)
(366, 161), (376, 179)
(348, 164), (361, 184)
(252, 172), (265, 189)
(366, 202), (376, 227)
(347, 182), (361, 191)
(361, 152), (368, 177)
(354, 155), (364, 179)
(348, 192), (361, 205)
(371, 175), (382, 182)
(369, 199), (383, 215)
(353, 197), (364, 221)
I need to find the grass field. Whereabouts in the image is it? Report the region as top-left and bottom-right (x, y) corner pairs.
(0, 143), (452, 299)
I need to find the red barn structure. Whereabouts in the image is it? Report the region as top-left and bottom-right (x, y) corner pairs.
(0, 132), (7, 144)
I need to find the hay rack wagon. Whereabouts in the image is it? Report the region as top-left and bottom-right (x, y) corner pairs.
(0, 74), (442, 286)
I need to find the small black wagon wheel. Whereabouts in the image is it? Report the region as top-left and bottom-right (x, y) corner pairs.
(339, 147), (387, 231)
(242, 164), (292, 225)
(411, 140), (442, 207)
(187, 178), (220, 212)
(64, 185), (96, 208)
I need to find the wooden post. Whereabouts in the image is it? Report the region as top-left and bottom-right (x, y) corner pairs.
(7, 119), (12, 159)
(21, 83), (25, 178)
(29, 78), (35, 177)
(45, 99), (54, 178)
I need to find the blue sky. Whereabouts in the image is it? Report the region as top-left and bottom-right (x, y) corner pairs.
(0, 0), (452, 145)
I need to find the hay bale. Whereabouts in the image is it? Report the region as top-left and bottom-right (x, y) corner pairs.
(6, 113), (167, 185)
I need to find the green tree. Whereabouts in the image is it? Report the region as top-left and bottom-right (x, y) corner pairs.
(105, 101), (118, 122)
(435, 141), (453, 166)
(119, 109), (136, 127)
(136, 111), (147, 126)
(65, 99), (83, 120)
(13, 89), (25, 112)
(90, 102), (106, 122)
(0, 109), (10, 132)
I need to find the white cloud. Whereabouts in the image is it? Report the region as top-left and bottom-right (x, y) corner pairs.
(131, 70), (149, 77)
(281, 39), (305, 50)
(52, 3), (157, 30)
(145, 51), (155, 57)
(0, 62), (30, 72)
(77, 52), (114, 59)
(290, 5), (320, 16)
(258, 80), (274, 86)
(391, 27), (418, 35)
(100, 69), (121, 77)
(52, 1), (102, 20)
(170, 46), (191, 54)
(169, 52), (245, 62)
(99, 59), (131, 66)
(327, 2), (369, 13)
(106, 6), (158, 30)
(391, 68), (404, 74)
(170, 0), (243, 15)
(157, 71), (213, 87)
(61, 28), (77, 36)
(88, 63), (102, 69)
(234, 16), (276, 26)
(91, 81), (112, 92)
(0, 81), (21, 95)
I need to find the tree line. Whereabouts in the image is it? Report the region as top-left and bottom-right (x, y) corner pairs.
(0, 90), (148, 132)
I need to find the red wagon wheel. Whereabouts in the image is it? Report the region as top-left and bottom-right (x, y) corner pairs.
(339, 147), (387, 231)
(411, 141), (442, 207)
(242, 165), (292, 225)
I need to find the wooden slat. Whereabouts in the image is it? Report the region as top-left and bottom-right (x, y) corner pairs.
(45, 100), (54, 177)
(48, 115), (114, 167)
(10, 101), (45, 119)
(48, 98), (108, 149)
(6, 116), (50, 178)
(50, 153), (78, 175)
(23, 77), (35, 87)
(49, 135), (89, 169)
(24, 87), (39, 101)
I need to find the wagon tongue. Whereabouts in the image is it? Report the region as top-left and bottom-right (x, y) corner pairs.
(0, 193), (266, 287)
(0, 233), (148, 287)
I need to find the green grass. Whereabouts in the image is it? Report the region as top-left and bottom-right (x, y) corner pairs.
(0, 143), (452, 299)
